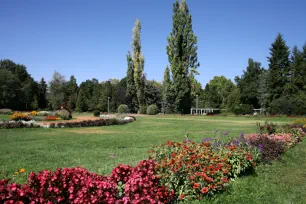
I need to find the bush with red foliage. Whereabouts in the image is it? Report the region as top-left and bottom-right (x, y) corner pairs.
(0, 179), (34, 203)
(27, 167), (117, 203)
(122, 160), (174, 204)
(0, 161), (173, 204)
(111, 164), (134, 184)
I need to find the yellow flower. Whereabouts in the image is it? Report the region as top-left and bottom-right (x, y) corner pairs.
(19, 168), (26, 173)
(14, 171), (19, 175)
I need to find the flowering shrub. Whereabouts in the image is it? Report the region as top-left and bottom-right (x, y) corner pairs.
(246, 134), (286, 163)
(0, 161), (173, 203)
(256, 121), (277, 134)
(149, 140), (257, 201)
(37, 111), (49, 116)
(121, 160), (174, 203)
(45, 116), (60, 121)
(27, 167), (117, 203)
(0, 179), (34, 203)
(0, 121), (32, 129)
(10, 112), (31, 121)
(30, 111), (38, 116)
(293, 118), (306, 126)
(111, 164), (134, 184)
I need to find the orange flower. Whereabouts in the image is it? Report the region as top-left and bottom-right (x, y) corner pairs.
(14, 172), (19, 175)
(201, 187), (209, 194)
(19, 168), (26, 173)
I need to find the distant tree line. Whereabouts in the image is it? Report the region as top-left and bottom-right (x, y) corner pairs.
(201, 34), (306, 115)
(1, 0), (305, 115)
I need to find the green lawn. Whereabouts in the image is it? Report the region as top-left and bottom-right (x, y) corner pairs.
(0, 115), (305, 203)
(0, 115), (10, 121)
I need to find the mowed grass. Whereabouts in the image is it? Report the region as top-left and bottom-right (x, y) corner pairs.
(0, 115), (10, 121)
(1, 115), (306, 203)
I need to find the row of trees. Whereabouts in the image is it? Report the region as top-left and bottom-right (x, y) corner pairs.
(201, 34), (306, 115)
(126, 0), (201, 114)
(0, 59), (48, 110)
(0, 59), (162, 112)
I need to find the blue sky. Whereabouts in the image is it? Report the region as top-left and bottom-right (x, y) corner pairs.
(1, 0), (306, 86)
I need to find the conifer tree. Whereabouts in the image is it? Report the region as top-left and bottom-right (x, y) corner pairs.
(267, 33), (290, 101)
(236, 58), (263, 108)
(291, 45), (306, 92)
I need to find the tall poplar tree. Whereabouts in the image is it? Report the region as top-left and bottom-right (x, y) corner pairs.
(132, 19), (145, 109)
(126, 52), (138, 113)
(38, 77), (48, 109)
(162, 66), (174, 113)
(166, 0), (200, 113)
(66, 75), (79, 110)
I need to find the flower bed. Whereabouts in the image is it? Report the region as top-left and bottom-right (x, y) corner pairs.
(0, 117), (135, 129)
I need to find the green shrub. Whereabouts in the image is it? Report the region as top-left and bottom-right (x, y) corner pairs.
(233, 104), (253, 115)
(93, 110), (100, 117)
(269, 95), (306, 115)
(118, 104), (129, 114)
(147, 104), (159, 115)
(55, 109), (72, 120)
(138, 105), (147, 114)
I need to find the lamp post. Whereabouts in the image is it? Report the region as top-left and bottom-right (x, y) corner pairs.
(196, 95), (198, 115)
(107, 97), (110, 113)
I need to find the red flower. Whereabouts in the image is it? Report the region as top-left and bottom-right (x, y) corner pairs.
(222, 177), (229, 183)
(201, 187), (209, 194)
(179, 193), (185, 199)
(193, 183), (200, 189)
